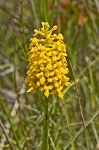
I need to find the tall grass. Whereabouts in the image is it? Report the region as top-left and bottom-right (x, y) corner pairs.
(0, 0), (99, 149)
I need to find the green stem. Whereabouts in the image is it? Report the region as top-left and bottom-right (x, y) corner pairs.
(64, 102), (76, 150)
(63, 110), (99, 149)
(43, 0), (48, 22)
(42, 98), (48, 150)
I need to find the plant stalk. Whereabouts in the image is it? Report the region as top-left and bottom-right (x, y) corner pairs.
(42, 98), (49, 150)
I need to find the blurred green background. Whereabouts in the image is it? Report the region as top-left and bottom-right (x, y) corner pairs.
(0, 0), (99, 149)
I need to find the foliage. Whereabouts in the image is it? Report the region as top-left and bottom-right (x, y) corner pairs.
(0, 0), (99, 149)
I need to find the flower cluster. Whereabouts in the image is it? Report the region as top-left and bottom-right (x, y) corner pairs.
(26, 22), (71, 99)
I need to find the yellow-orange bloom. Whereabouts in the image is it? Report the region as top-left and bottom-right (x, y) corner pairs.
(26, 22), (71, 99)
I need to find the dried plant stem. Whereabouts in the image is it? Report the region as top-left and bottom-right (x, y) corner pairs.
(29, 0), (40, 28)
(42, 98), (49, 150)
(69, 59), (89, 149)
(0, 97), (21, 150)
(0, 119), (13, 150)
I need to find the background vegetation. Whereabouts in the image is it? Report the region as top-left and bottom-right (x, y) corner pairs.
(0, 0), (99, 149)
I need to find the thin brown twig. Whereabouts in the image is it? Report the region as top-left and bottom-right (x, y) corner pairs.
(69, 59), (89, 149)
(0, 119), (14, 150)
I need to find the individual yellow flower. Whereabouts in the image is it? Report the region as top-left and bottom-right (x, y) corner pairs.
(26, 22), (71, 99)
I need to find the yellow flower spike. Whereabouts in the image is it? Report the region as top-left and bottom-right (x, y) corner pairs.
(48, 25), (57, 35)
(46, 52), (52, 57)
(58, 92), (63, 99)
(34, 29), (45, 36)
(40, 66), (44, 71)
(37, 81), (40, 87)
(34, 61), (38, 65)
(57, 86), (63, 92)
(47, 64), (52, 70)
(53, 34), (57, 38)
(27, 87), (34, 93)
(48, 85), (53, 90)
(44, 86), (48, 90)
(57, 33), (63, 40)
(52, 56), (57, 61)
(47, 78), (53, 83)
(26, 22), (71, 99)
(57, 74), (62, 79)
(36, 72), (43, 78)
(52, 51), (58, 56)
(54, 69), (59, 75)
(53, 64), (57, 68)
(54, 82), (59, 88)
(40, 76), (45, 84)
(60, 67), (65, 73)
(45, 22), (50, 29)
(53, 25), (57, 30)
(49, 71), (54, 76)
(45, 70), (50, 77)
(65, 82), (72, 87)
(54, 77), (58, 81)
(44, 89), (49, 98)
(41, 22), (44, 27)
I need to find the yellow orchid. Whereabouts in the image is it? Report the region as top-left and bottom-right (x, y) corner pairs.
(26, 22), (71, 99)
